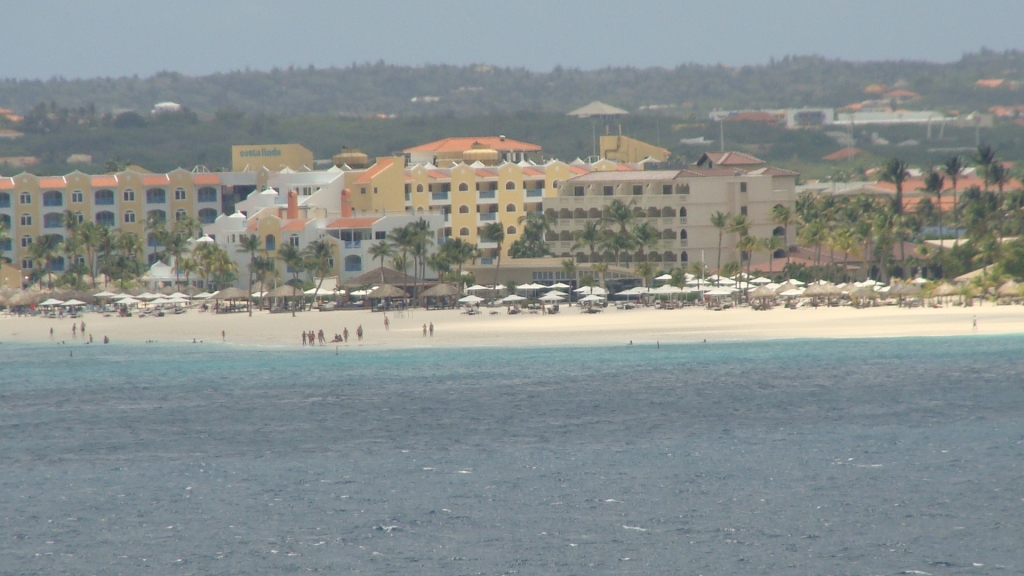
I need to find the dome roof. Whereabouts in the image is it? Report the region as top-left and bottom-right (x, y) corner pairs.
(259, 187), (278, 196)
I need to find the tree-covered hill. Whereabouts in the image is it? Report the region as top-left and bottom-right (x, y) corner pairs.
(2, 50), (1024, 117)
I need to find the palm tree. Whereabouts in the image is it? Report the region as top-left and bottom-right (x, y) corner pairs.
(829, 227), (859, 277)
(601, 198), (635, 236)
(798, 218), (828, 267)
(561, 258), (577, 305)
(29, 234), (64, 288)
(770, 205), (798, 265)
(389, 225), (415, 285)
(573, 220), (604, 263)
(77, 222), (107, 287)
(274, 243), (305, 316)
(942, 155), (965, 245)
(144, 212), (168, 264)
(439, 237), (479, 291)
(368, 240), (394, 284)
(727, 213), (749, 263)
(591, 262), (609, 288)
(251, 255), (275, 311)
(710, 211), (732, 272)
(975, 144), (997, 190)
(480, 221), (505, 288)
(634, 260), (656, 288)
(178, 256), (199, 290)
(921, 169), (946, 250)
(631, 221), (660, 261)
(736, 235), (759, 288)
(0, 219), (10, 268)
(238, 234), (261, 314)
(760, 235), (786, 273)
(599, 230), (635, 267)
(989, 162), (1009, 196)
(880, 157), (910, 215)
(303, 239), (335, 309)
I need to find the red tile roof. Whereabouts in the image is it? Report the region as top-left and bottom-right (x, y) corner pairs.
(281, 220), (310, 231)
(522, 167), (545, 176)
(142, 175), (170, 186)
(354, 157), (394, 184)
(192, 174), (221, 185)
(0, 178), (14, 190)
(91, 175), (118, 187)
(326, 217), (381, 229)
(405, 136), (541, 153)
(38, 176), (67, 188)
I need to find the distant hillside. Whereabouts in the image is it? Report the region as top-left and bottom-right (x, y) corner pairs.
(2, 50), (1024, 117)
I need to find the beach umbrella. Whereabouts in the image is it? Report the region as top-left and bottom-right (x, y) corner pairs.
(654, 274), (673, 282)
(266, 285), (301, 298)
(212, 287), (249, 300)
(997, 280), (1021, 297)
(889, 283), (921, 297)
(778, 288), (805, 297)
(368, 284), (409, 299)
(849, 287), (878, 299)
(911, 277), (929, 285)
(457, 294), (485, 304)
(750, 285), (778, 299)
(465, 284), (491, 292)
(750, 276), (772, 284)
(39, 298), (65, 307)
(652, 284), (683, 294)
(251, 291), (267, 298)
(166, 296), (190, 305)
(349, 289), (371, 297)
(115, 297), (141, 305)
(539, 293), (565, 302)
(62, 298), (87, 306)
(579, 294), (605, 303)
(549, 282), (572, 289)
(419, 283), (460, 299)
(574, 286), (607, 295)
(717, 277), (736, 286)
(786, 279), (806, 286)
(93, 290), (117, 298)
(502, 294), (527, 302)
(136, 292), (159, 300)
(802, 283), (829, 297)
(929, 282), (958, 297)
(169, 292), (191, 299)
(193, 292), (213, 299)
(705, 287), (736, 296)
(149, 297), (170, 305)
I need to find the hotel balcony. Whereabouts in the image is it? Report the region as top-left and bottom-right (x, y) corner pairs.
(525, 188), (543, 198)
(477, 212), (498, 223)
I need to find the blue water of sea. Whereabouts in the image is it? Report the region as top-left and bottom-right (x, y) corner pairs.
(1, 336), (1023, 575)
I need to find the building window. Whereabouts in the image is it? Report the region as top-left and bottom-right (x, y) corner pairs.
(197, 187), (217, 202)
(265, 235), (276, 251)
(123, 189), (135, 202)
(174, 187), (187, 200)
(740, 182), (747, 193)
(198, 208), (217, 224)
(506, 225), (516, 235)
(146, 188), (167, 204)
(574, 186), (584, 197)
(43, 213), (63, 228)
(289, 234), (299, 247)
(677, 183), (690, 195)
(459, 205), (470, 214)
(21, 235), (32, 247)
(147, 209), (167, 223)
(603, 185), (613, 196)
(20, 213), (32, 226)
(124, 210), (136, 223)
(74, 212), (84, 224)
(459, 227), (470, 236)
(360, 187), (367, 195)
(71, 190), (84, 203)
(416, 184), (424, 192)
(633, 185), (643, 196)
(740, 206), (747, 216)
(506, 203), (516, 212)
(43, 191), (63, 207)
(375, 231), (386, 240)
(458, 182), (469, 192)
(94, 189), (114, 205)
(344, 254), (362, 272)
(95, 211), (115, 227)
(505, 181), (515, 190)
(19, 191), (31, 204)
(22, 259), (33, 269)
(175, 209), (187, 221)
(662, 184), (672, 195)
(0, 192), (9, 207)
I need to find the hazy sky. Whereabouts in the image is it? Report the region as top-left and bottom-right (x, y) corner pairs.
(4, 0), (1023, 79)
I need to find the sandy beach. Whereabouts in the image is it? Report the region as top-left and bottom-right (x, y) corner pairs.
(2, 302), (1021, 349)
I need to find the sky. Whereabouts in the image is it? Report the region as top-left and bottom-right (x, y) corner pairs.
(3, 0), (1024, 80)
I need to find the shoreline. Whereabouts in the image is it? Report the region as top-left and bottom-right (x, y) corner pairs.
(2, 303), (1020, 351)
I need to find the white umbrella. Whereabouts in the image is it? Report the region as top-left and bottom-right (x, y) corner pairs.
(465, 284), (491, 292)
(549, 282), (571, 289)
(579, 294), (605, 303)
(717, 277), (736, 286)
(502, 294), (527, 302)
(654, 273), (673, 281)
(169, 292), (191, 299)
(193, 292), (213, 299)
(136, 292), (159, 300)
(166, 297), (190, 305)
(911, 277), (928, 285)
(705, 288), (735, 296)
(115, 297), (141, 305)
(574, 286), (608, 295)
(62, 298), (87, 306)
(786, 279), (807, 286)
(39, 298), (65, 306)
(93, 290), (117, 298)
(516, 282), (546, 291)
(652, 284), (683, 294)
(779, 288), (805, 297)
(251, 291), (267, 298)
(750, 276), (772, 284)
(458, 294), (484, 304)
(149, 297), (170, 305)
(539, 293), (565, 302)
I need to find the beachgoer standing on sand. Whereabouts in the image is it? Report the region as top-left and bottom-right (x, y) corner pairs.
(302, 331), (307, 346)
(973, 315), (978, 331)
(429, 322), (434, 337)
(318, 329), (325, 345)
(72, 324), (77, 339)
(423, 323), (427, 336)
(103, 335), (109, 344)
(357, 325), (363, 341)
(222, 330), (225, 342)
(89, 334), (93, 343)
(49, 327), (54, 340)
(81, 321), (86, 334)
(343, 327), (349, 343)
(384, 315), (390, 331)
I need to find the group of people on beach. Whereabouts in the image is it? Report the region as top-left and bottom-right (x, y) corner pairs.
(303, 325), (363, 346)
(49, 320), (107, 344)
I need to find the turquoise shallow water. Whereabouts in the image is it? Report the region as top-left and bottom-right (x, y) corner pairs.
(1, 336), (1023, 574)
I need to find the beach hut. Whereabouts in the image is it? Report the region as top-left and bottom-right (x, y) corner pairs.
(368, 284), (409, 299)
(997, 280), (1021, 298)
(212, 287), (249, 300)
(418, 283), (460, 308)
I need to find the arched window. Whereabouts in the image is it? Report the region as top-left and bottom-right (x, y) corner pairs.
(197, 187), (217, 203)
(94, 189), (114, 205)
(48, 256), (66, 272)
(146, 188), (167, 204)
(175, 209), (187, 221)
(459, 205), (470, 214)
(124, 210), (136, 223)
(679, 207), (687, 218)
(0, 214), (10, 228)
(416, 184), (424, 192)
(0, 232), (9, 251)
(559, 208), (572, 219)
(506, 226), (517, 235)
(20, 213), (32, 226)
(773, 226), (785, 237)
(506, 203), (517, 212)
(147, 209), (166, 223)
(344, 254), (362, 272)
(459, 227), (470, 236)
(122, 189), (135, 202)
(21, 234), (32, 247)
(680, 251), (689, 262)
(265, 234), (276, 251)
(662, 229), (676, 239)
(174, 187), (187, 201)
(43, 191), (63, 207)
(19, 191), (31, 204)
(198, 208), (217, 224)
(95, 211), (115, 227)
(505, 181), (515, 190)
(679, 229), (688, 239)
(458, 182), (469, 192)
(0, 192), (10, 207)
(43, 213), (63, 228)
(147, 233), (163, 247)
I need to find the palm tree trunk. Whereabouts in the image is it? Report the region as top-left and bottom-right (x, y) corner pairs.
(493, 242), (502, 289)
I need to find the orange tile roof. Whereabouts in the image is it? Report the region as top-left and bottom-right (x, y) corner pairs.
(91, 175), (118, 187)
(0, 178), (14, 190)
(568, 166), (589, 175)
(326, 217), (381, 229)
(427, 170), (450, 180)
(142, 174), (170, 186)
(281, 220), (310, 231)
(354, 157), (394, 184)
(246, 221), (259, 231)
(192, 173), (221, 185)
(38, 176), (67, 188)
(405, 136), (541, 153)
(475, 169), (498, 178)
(522, 167), (545, 176)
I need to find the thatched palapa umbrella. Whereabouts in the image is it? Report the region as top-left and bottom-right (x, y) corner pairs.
(997, 280), (1021, 298)
(368, 284), (409, 299)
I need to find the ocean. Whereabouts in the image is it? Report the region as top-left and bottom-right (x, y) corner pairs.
(1, 336), (1022, 575)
